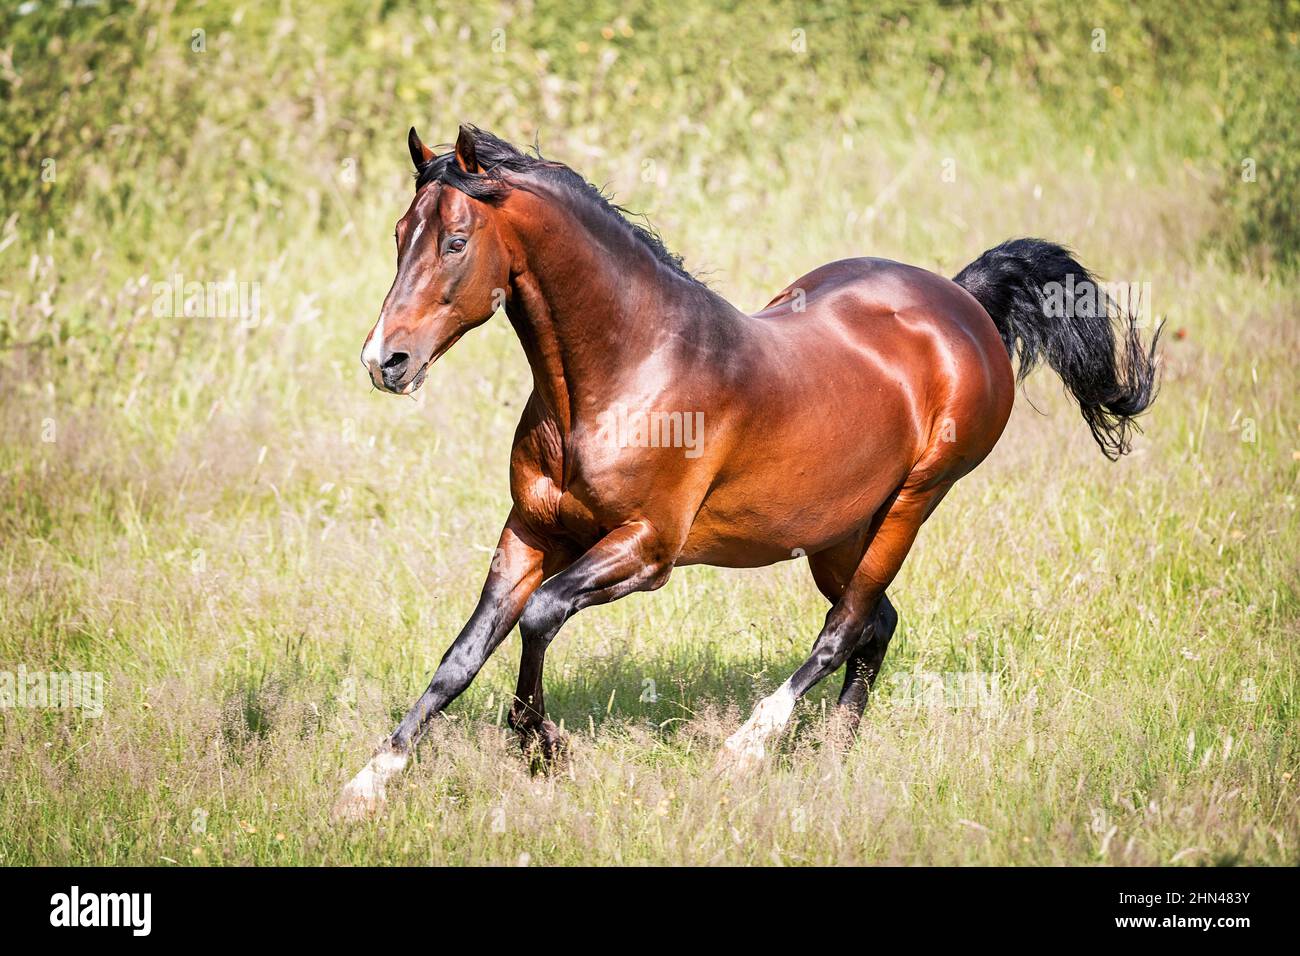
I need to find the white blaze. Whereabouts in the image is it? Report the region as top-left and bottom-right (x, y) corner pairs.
(363, 221), (425, 372)
(362, 313), (385, 369)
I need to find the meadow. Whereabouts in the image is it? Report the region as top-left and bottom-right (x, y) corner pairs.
(0, 0), (1296, 865)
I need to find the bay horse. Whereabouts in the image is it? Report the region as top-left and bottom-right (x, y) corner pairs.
(334, 125), (1159, 819)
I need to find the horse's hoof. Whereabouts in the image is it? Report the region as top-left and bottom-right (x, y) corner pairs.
(331, 750), (407, 822)
(331, 784), (383, 823)
(716, 683), (794, 778)
(520, 721), (569, 774)
(714, 735), (766, 778)
(823, 707), (862, 752)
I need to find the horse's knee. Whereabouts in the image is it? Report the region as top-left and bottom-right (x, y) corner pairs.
(519, 588), (570, 643)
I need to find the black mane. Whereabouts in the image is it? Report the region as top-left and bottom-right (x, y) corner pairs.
(416, 127), (702, 286)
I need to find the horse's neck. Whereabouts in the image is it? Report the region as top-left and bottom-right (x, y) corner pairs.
(502, 190), (717, 430)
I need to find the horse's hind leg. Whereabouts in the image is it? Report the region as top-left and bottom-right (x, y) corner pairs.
(720, 484), (948, 773)
(836, 594), (898, 726)
(807, 528), (899, 730)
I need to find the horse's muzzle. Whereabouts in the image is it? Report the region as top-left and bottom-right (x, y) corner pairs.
(379, 351), (410, 391)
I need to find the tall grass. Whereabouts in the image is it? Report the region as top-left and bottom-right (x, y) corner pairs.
(0, 0), (1296, 864)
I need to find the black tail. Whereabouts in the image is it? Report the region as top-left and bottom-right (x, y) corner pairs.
(954, 237), (1161, 460)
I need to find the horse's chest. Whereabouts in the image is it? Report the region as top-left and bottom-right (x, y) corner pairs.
(509, 406), (688, 548)
(510, 468), (603, 549)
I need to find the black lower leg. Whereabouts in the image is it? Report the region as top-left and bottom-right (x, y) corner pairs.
(388, 611), (513, 753)
(508, 624), (567, 769)
(788, 599), (876, 699)
(836, 594), (898, 721)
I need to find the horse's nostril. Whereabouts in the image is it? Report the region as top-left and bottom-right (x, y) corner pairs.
(382, 351), (409, 371)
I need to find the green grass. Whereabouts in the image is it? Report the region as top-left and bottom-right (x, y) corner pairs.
(0, 0), (1296, 865)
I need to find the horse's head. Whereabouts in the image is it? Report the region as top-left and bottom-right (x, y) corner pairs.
(362, 125), (512, 394)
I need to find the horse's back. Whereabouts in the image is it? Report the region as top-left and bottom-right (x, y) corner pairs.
(675, 256), (1015, 565)
(754, 257), (1000, 342)
(752, 256), (1014, 443)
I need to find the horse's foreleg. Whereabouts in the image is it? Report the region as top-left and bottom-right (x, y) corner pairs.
(507, 549), (575, 770)
(720, 487), (946, 774)
(508, 627), (566, 771)
(333, 512), (545, 821)
(507, 519), (674, 761)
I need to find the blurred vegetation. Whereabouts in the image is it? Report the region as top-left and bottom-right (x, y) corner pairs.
(1, 1), (1297, 866)
(3, 2), (1296, 220)
(1218, 2), (1300, 269)
(1, 1), (1296, 310)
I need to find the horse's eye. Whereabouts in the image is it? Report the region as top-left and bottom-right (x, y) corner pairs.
(445, 236), (468, 255)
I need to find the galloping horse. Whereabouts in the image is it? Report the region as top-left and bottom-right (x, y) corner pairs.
(335, 125), (1159, 819)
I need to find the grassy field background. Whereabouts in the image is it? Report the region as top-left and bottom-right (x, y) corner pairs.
(1, 0), (1297, 864)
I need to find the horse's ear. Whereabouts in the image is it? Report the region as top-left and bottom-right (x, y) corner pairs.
(408, 127), (433, 169)
(454, 124), (481, 174)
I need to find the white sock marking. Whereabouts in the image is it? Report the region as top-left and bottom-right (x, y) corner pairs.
(722, 680), (797, 771)
(335, 750), (407, 819)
